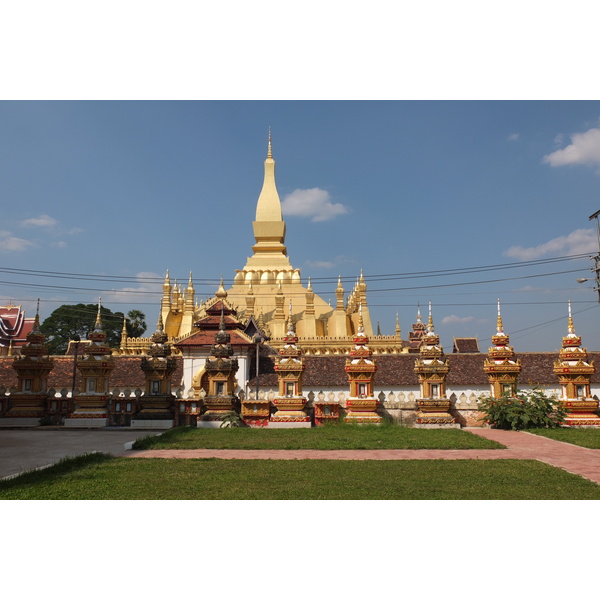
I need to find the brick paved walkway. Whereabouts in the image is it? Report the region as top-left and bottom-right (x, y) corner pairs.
(127, 428), (600, 485)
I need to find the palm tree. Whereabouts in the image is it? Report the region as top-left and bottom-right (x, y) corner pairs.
(126, 310), (147, 337)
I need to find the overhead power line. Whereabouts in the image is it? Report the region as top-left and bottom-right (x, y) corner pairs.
(0, 252), (591, 287)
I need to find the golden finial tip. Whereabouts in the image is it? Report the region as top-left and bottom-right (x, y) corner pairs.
(267, 127), (273, 159)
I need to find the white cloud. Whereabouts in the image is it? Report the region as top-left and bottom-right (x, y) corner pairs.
(281, 188), (349, 222)
(0, 230), (35, 252)
(442, 315), (475, 325)
(103, 271), (164, 304)
(507, 133), (520, 141)
(504, 228), (596, 261)
(543, 127), (600, 169)
(20, 214), (58, 228)
(306, 260), (335, 269)
(305, 255), (356, 270)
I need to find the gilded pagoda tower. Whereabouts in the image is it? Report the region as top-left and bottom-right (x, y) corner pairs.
(414, 303), (455, 425)
(553, 301), (599, 426)
(484, 300), (521, 398)
(198, 306), (240, 426)
(133, 314), (178, 427)
(408, 305), (427, 351)
(65, 300), (115, 427)
(154, 133), (396, 356)
(271, 302), (310, 425)
(344, 306), (381, 423)
(1, 302), (53, 426)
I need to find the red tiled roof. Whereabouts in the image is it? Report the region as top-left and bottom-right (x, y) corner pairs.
(452, 338), (480, 353)
(248, 352), (600, 387)
(0, 356), (183, 391)
(175, 329), (254, 348)
(0, 352), (598, 391)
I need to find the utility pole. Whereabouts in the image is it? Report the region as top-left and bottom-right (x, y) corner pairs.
(577, 210), (600, 302)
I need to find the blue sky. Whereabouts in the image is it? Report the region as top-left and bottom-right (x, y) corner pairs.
(1, 100), (599, 351)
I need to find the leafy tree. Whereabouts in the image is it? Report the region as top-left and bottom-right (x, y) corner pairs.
(478, 388), (567, 430)
(40, 304), (143, 354)
(126, 309), (147, 338)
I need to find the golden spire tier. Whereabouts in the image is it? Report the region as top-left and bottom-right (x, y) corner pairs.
(484, 299), (521, 398)
(243, 132), (292, 272)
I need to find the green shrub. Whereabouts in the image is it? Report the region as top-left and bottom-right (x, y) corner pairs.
(478, 388), (566, 430)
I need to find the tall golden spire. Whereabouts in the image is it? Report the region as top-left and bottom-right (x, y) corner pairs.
(567, 300), (575, 335)
(94, 297), (103, 331)
(267, 126), (273, 159)
(496, 299), (504, 334)
(33, 298), (41, 332)
(255, 130), (282, 222)
(427, 301), (434, 333)
(357, 303), (365, 337)
(335, 275), (345, 310)
(287, 299), (295, 335)
(244, 130), (291, 270)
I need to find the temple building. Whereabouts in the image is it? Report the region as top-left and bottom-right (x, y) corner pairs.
(0, 303), (36, 356)
(0, 136), (599, 428)
(153, 134), (404, 360)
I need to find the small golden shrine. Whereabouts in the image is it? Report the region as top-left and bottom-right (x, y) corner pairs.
(344, 306), (381, 423)
(65, 300), (115, 426)
(7, 301), (53, 425)
(271, 302), (310, 424)
(134, 314), (178, 426)
(553, 301), (599, 426)
(484, 300), (522, 398)
(414, 302), (455, 425)
(199, 306), (240, 425)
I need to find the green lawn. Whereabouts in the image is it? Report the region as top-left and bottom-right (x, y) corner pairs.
(132, 424), (504, 450)
(528, 427), (600, 449)
(1, 453), (599, 499)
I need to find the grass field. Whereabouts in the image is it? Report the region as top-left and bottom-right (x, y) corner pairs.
(131, 424), (505, 450)
(1, 453), (599, 499)
(528, 428), (600, 448)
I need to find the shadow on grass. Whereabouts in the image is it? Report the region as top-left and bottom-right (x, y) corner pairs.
(0, 452), (114, 492)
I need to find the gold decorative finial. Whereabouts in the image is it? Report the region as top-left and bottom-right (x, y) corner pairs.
(307, 277), (312, 292)
(267, 127), (272, 159)
(395, 312), (401, 337)
(427, 301), (434, 333)
(357, 303), (365, 336)
(497, 299), (504, 333)
(216, 276), (227, 299)
(33, 298), (41, 330)
(287, 299), (295, 335)
(568, 300), (575, 334)
(95, 297), (102, 330)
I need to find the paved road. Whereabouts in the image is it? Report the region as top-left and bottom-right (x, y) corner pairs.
(0, 428), (162, 479)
